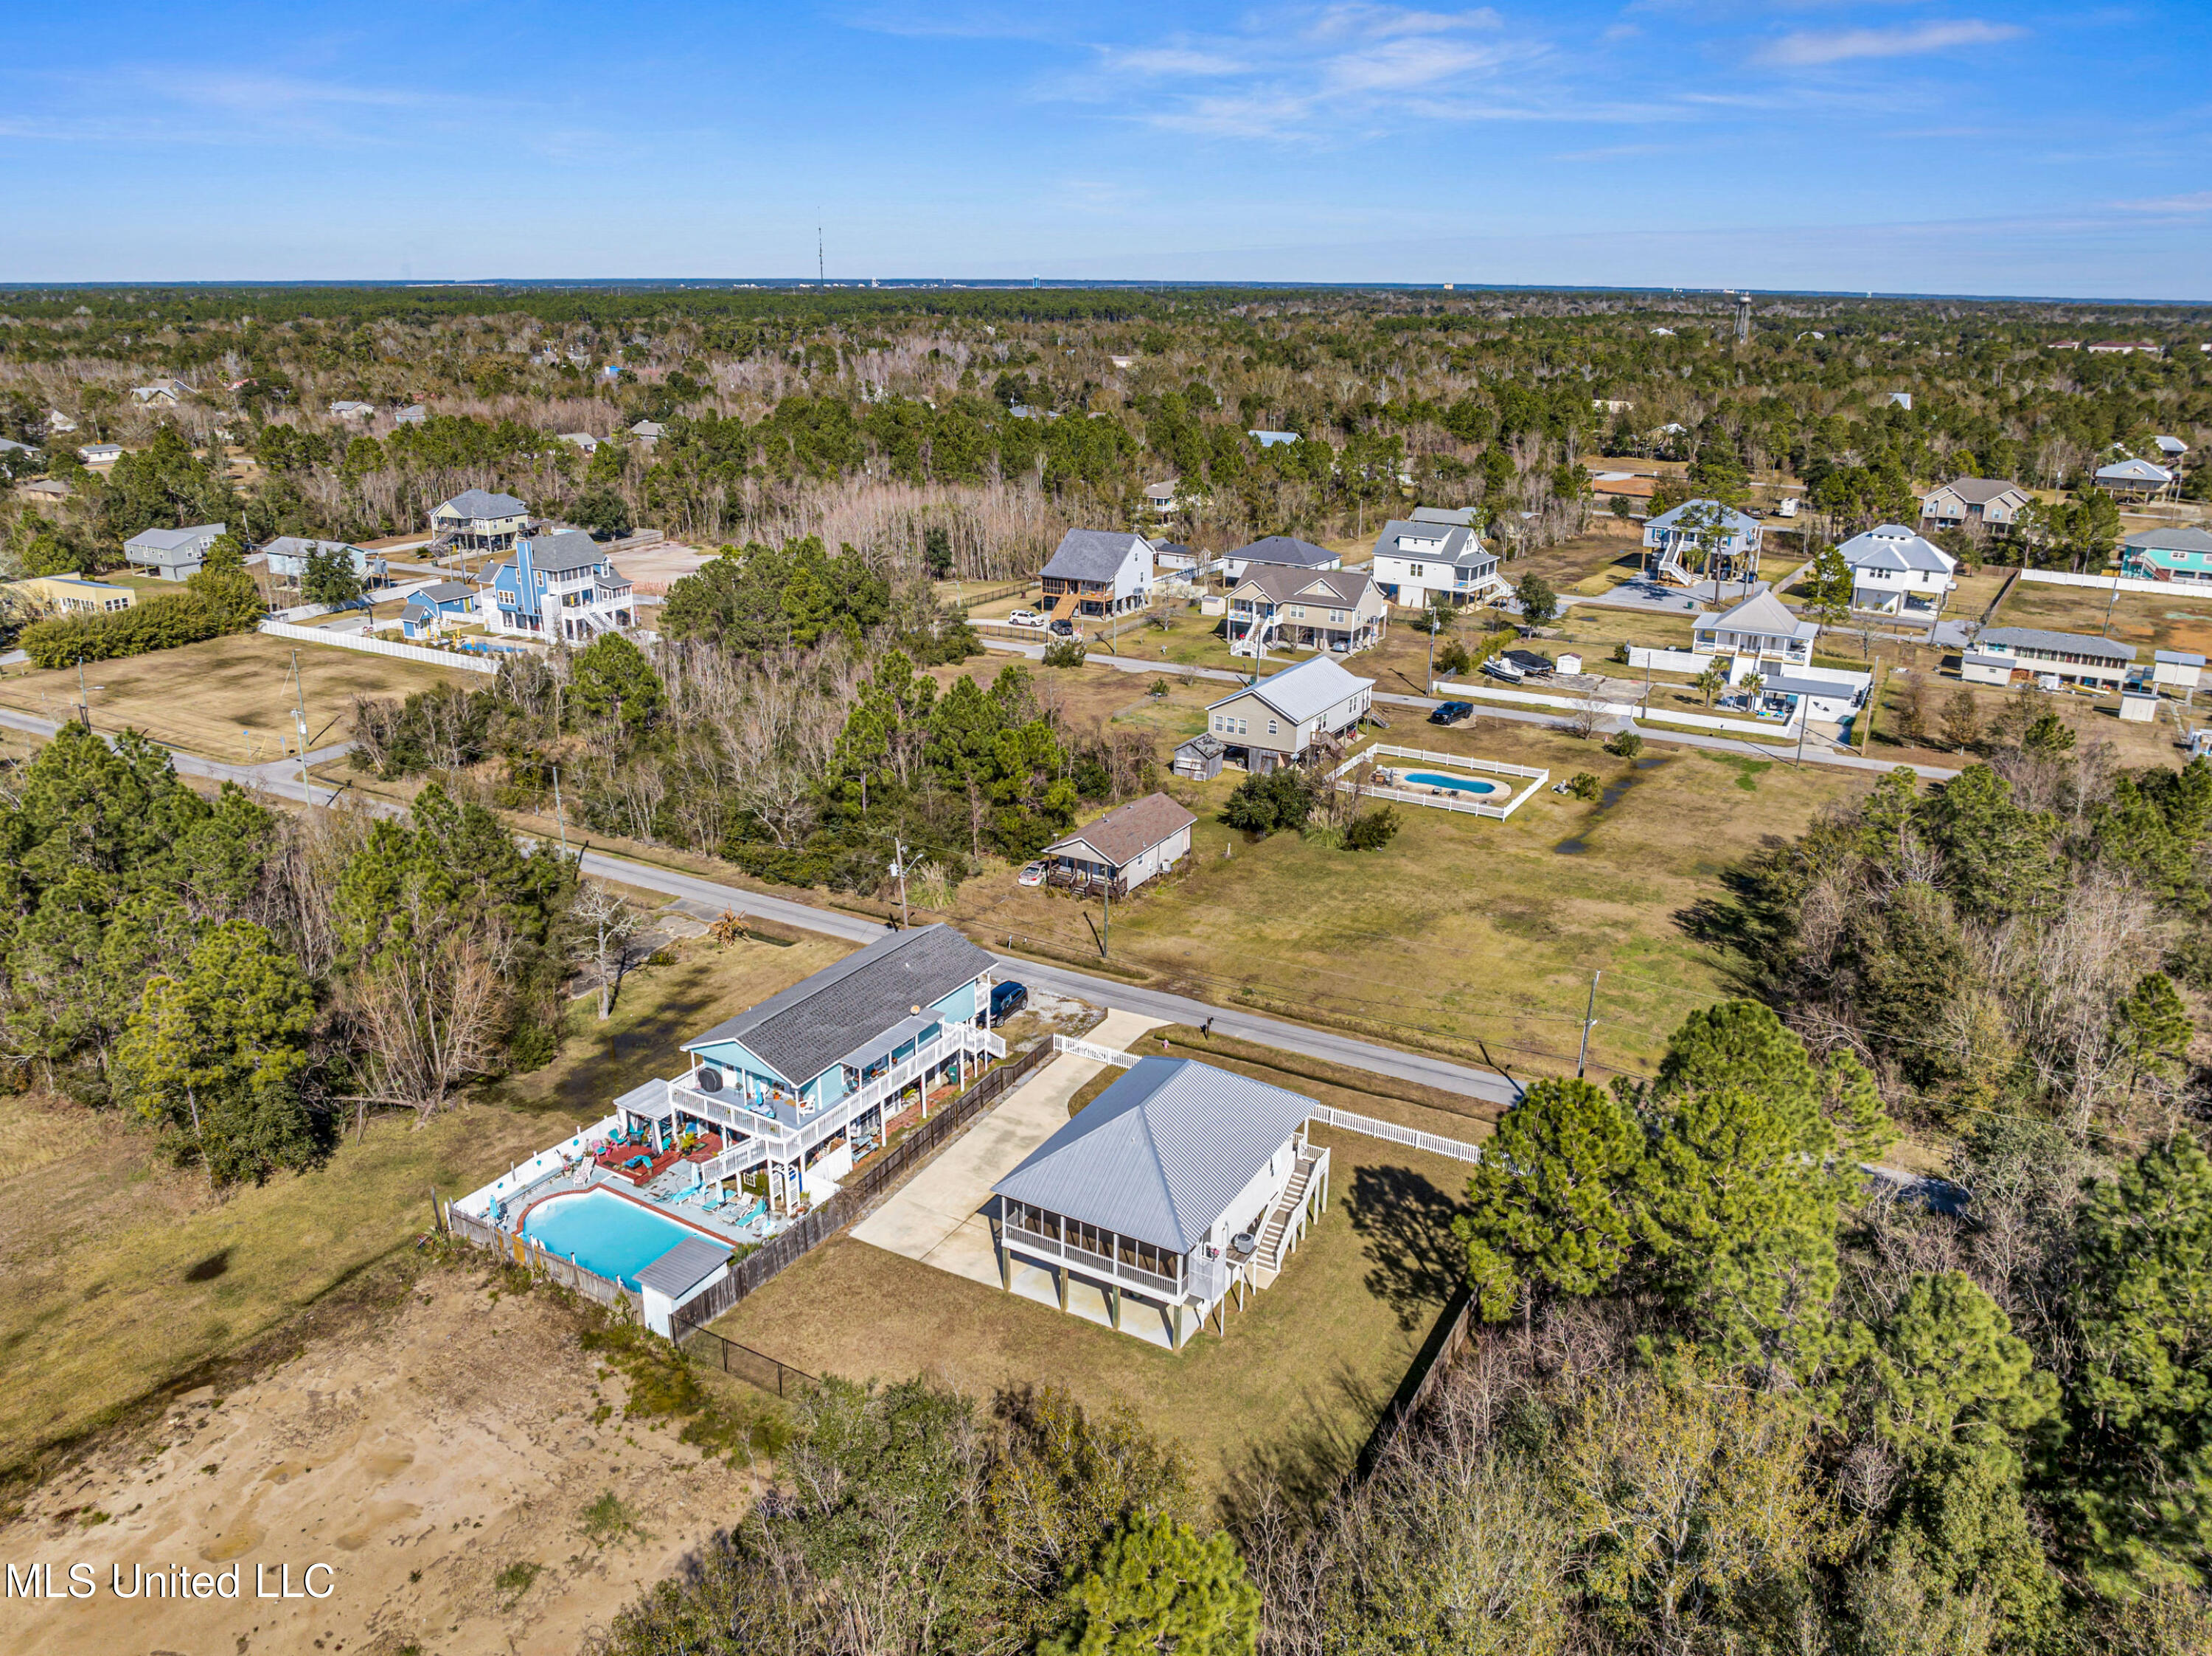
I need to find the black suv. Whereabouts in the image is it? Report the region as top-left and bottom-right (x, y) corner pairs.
(1427, 700), (1475, 726)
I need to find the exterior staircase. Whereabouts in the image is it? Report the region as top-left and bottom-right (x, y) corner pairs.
(1250, 1150), (1321, 1287)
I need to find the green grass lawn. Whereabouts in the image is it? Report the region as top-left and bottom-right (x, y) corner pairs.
(706, 1127), (1473, 1509)
(0, 930), (848, 1478)
(968, 717), (1872, 1082)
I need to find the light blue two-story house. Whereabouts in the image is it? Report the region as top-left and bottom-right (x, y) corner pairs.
(1643, 499), (1763, 585)
(482, 530), (637, 643)
(263, 536), (389, 590)
(610, 925), (1004, 1214)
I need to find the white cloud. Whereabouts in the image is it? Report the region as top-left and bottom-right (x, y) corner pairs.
(2114, 190), (2212, 215)
(1756, 19), (2025, 67)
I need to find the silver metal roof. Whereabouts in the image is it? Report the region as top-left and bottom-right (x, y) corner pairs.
(615, 1077), (675, 1119)
(635, 1234), (731, 1297)
(992, 1057), (1312, 1253)
(1208, 654), (1374, 724)
(1980, 627), (2137, 661)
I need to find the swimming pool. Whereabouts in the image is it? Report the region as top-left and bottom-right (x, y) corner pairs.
(1400, 770), (1502, 796)
(521, 1189), (709, 1288)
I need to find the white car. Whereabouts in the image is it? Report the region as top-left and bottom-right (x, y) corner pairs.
(1006, 609), (1045, 628)
(1017, 862), (1047, 887)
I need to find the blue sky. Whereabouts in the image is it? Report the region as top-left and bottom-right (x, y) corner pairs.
(4, 1), (2208, 298)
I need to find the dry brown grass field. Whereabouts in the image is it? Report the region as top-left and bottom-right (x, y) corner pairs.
(0, 630), (467, 761)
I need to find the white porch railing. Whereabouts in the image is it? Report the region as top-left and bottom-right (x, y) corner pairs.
(1002, 1218), (1184, 1298)
(683, 1024), (1005, 1180)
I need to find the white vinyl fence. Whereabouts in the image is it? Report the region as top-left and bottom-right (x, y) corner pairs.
(2017, 568), (2172, 596)
(1330, 743), (1549, 820)
(1308, 1104), (1486, 1163)
(258, 619), (510, 674)
(1054, 1034), (1139, 1067)
(1430, 678), (1801, 740)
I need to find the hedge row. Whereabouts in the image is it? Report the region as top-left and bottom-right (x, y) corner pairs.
(20, 590), (231, 668)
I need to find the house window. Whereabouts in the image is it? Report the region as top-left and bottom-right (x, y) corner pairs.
(1409, 563), (1425, 579)
(1237, 717), (1248, 735)
(1267, 719), (1279, 736)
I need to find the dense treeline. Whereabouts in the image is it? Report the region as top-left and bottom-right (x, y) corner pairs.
(0, 726), (579, 1180)
(7, 288), (2202, 588)
(17, 527), (265, 666)
(345, 542), (1155, 895)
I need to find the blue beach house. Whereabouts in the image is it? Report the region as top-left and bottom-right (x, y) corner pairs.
(484, 529), (636, 643)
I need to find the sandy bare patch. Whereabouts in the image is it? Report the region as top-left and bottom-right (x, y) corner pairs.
(1, 1268), (757, 1656)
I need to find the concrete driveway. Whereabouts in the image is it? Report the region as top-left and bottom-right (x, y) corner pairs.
(850, 1009), (1164, 1287)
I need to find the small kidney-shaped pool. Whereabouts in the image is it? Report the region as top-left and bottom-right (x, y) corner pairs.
(1400, 770), (1502, 796)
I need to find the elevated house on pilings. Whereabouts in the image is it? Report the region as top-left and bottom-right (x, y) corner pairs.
(609, 924), (1005, 1216)
(990, 1057), (1331, 1350)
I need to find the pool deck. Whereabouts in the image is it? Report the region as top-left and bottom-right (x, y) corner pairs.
(505, 1165), (787, 1254)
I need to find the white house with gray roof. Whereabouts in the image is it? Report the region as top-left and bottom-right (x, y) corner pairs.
(1964, 628), (2136, 690)
(2094, 457), (2176, 500)
(603, 924), (1004, 1217)
(1038, 529), (1153, 624)
(1203, 654), (1374, 773)
(262, 535), (388, 588)
(123, 522), (226, 580)
(1837, 524), (1958, 617)
(1368, 518), (1504, 609)
(1644, 500), (1763, 585)
(1691, 588), (1819, 684)
(992, 1056), (1330, 1349)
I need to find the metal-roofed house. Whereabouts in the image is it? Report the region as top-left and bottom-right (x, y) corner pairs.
(1225, 564), (1388, 656)
(329, 400), (376, 421)
(482, 529), (636, 641)
(430, 488), (531, 554)
(2124, 526), (2212, 583)
(77, 442), (124, 465)
(1919, 477), (2032, 536)
(1964, 627), (2136, 689)
(1038, 793), (1196, 897)
(1248, 429), (1300, 448)
(1411, 504), (1480, 528)
(601, 924), (1004, 1217)
(1220, 534), (1341, 582)
(394, 403), (428, 426)
(1367, 518), (1504, 610)
(1203, 655), (1374, 773)
(400, 580), (480, 639)
(129, 378), (189, 406)
(630, 420), (667, 445)
(263, 535), (388, 590)
(2094, 458), (2176, 500)
(2153, 436), (2189, 464)
(1037, 529), (1154, 625)
(123, 522), (226, 580)
(1837, 523), (1958, 617)
(1644, 499), (1764, 585)
(1691, 588), (1820, 683)
(991, 1056), (1331, 1349)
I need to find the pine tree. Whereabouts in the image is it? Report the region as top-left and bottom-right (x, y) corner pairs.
(1040, 1513), (1259, 1656)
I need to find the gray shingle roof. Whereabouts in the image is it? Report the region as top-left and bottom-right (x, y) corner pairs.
(408, 580), (476, 606)
(1411, 505), (1479, 527)
(683, 923), (995, 1086)
(1041, 529), (1150, 584)
(1927, 477), (2026, 506)
(125, 523), (225, 554)
(1226, 535), (1339, 569)
(437, 487), (529, 521)
(1043, 793), (1196, 868)
(2126, 527), (2212, 554)
(1210, 654), (1374, 723)
(1231, 565), (1374, 608)
(521, 530), (607, 574)
(992, 1057), (1312, 1253)
(634, 1234), (731, 1297)
(1980, 627), (2137, 662)
(1371, 518), (1494, 570)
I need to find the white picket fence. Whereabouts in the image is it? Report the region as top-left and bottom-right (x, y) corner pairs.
(1054, 1034), (1139, 1067)
(258, 619), (509, 674)
(1627, 646), (1715, 673)
(1308, 1104), (1485, 1163)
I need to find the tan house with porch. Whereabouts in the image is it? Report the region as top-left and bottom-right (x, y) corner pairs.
(1225, 565), (1388, 657)
(1039, 794), (1194, 897)
(1203, 655), (1374, 773)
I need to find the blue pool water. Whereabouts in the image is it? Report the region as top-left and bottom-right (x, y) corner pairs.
(1402, 770), (1502, 796)
(521, 1189), (701, 1288)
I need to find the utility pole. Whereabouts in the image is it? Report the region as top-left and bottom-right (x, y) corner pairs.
(1101, 880), (1110, 958)
(288, 649), (311, 804)
(891, 837), (910, 928)
(552, 765), (569, 855)
(1576, 970), (1601, 1079)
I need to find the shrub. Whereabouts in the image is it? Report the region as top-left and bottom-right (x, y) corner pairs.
(21, 589), (225, 667)
(1435, 639), (1473, 676)
(1568, 771), (1603, 801)
(1607, 731), (1644, 758)
(1220, 768), (1317, 835)
(1042, 637), (1087, 668)
(1344, 806), (1403, 850)
(1150, 678), (1171, 698)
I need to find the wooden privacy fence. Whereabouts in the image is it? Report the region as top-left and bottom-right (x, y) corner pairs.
(443, 1202), (642, 1315)
(1357, 1284), (1476, 1478)
(669, 1038), (1057, 1338)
